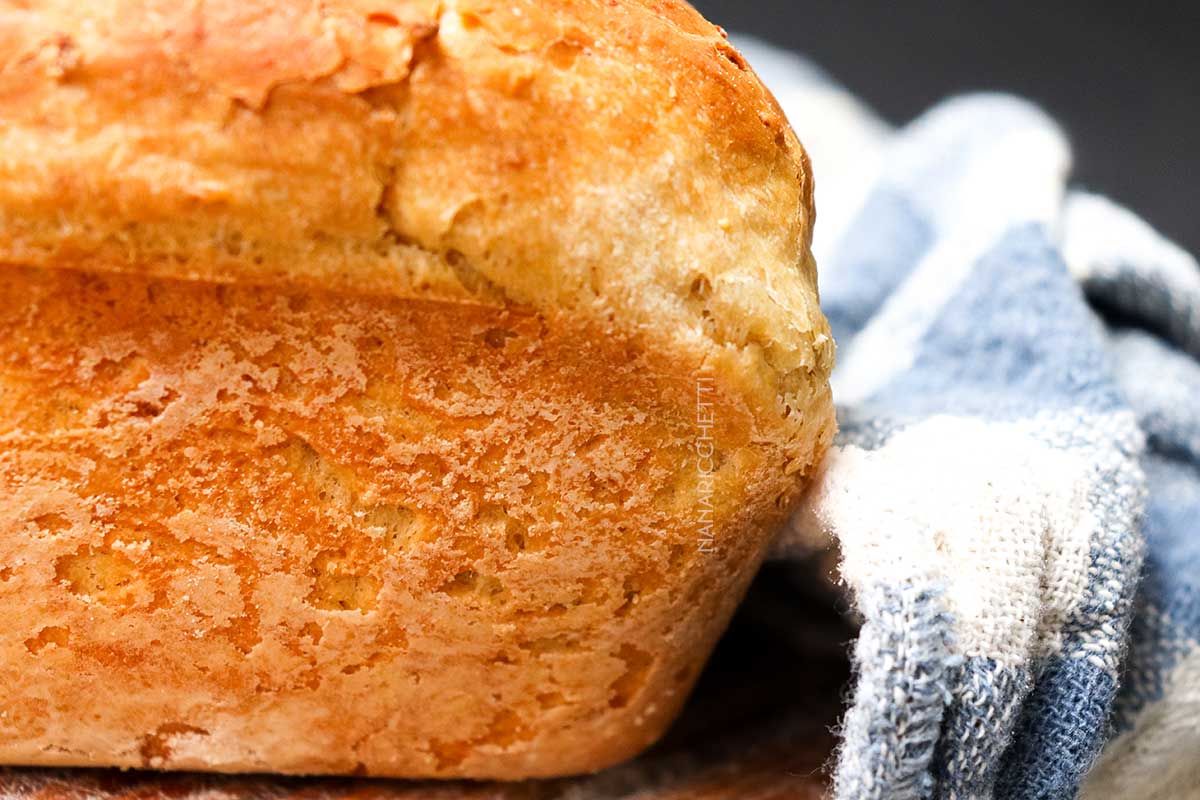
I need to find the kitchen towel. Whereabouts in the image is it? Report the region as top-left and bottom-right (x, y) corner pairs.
(743, 36), (1200, 800)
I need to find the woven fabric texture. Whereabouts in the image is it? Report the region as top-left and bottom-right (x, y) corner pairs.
(743, 37), (1200, 800)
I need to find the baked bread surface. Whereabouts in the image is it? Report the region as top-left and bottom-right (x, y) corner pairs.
(0, 0), (835, 779)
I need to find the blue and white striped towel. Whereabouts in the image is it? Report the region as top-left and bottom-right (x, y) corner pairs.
(742, 38), (1200, 800)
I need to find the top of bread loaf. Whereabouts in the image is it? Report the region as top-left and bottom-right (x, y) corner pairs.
(0, 0), (832, 457)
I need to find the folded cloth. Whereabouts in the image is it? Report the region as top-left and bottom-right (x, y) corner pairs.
(739, 38), (1200, 800)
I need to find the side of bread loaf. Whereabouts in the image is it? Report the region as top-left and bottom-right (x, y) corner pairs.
(0, 0), (835, 779)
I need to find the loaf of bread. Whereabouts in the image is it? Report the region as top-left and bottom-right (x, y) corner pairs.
(0, 0), (835, 780)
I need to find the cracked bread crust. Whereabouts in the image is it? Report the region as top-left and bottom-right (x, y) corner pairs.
(0, 0), (832, 449)
(0, 0), (835, 781)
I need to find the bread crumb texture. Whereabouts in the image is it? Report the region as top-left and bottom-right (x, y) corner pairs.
(0, 0), (834, 781)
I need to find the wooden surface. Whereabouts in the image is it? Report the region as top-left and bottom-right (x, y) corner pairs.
(0, 563), (851, 799)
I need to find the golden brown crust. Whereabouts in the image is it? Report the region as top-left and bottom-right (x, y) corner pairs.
(0, 0), (831, 451)
(0, 0), (835, 780)
(0, 267), (822, 778)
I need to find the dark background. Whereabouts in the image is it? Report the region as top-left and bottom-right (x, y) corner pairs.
(692, 0), (1199, 257)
